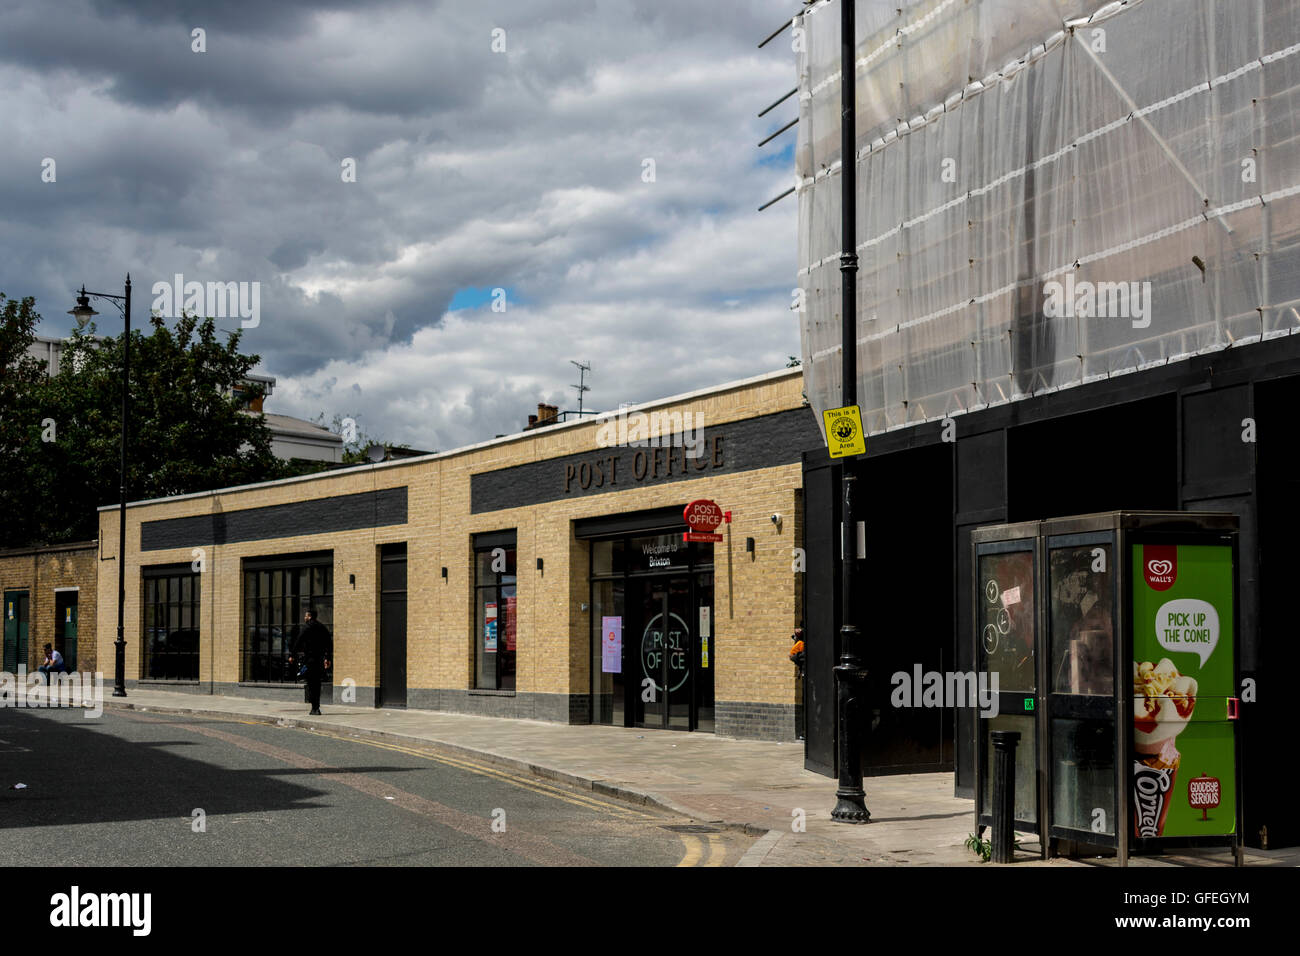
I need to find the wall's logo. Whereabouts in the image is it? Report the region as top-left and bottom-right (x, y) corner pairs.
(1143, 545), (1178, 591)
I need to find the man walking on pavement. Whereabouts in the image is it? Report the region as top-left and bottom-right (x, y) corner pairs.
(290, 606), (332, 716)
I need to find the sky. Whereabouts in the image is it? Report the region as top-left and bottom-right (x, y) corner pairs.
(0, 0), (802, 452)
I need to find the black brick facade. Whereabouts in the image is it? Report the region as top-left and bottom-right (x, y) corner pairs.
(471, 406), (820, 513)
(140, 487), (408, 551)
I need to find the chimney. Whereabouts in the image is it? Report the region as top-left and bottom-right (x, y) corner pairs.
(537, 403), (559, 424)
(528, 414), (538, 428)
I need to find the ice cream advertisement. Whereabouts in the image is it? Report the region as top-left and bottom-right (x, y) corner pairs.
(1131, 544), (1235, 838)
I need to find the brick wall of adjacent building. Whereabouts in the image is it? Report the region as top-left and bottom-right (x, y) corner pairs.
(1, 541), (98, 673)
(96, 368), (816, 739)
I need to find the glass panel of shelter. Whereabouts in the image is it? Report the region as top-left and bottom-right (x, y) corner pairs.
(1046, 536), (1119, 847)
(976, 546), (1039, 830)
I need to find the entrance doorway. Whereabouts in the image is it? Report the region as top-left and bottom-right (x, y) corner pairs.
(589, 528), (714, 732)
(55, 591), (78, 671)
(378, 543), (407, 707)
(631, 576), (696, 730)
(3, 590), (30, 673)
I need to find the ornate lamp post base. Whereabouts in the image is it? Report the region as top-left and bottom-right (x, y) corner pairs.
(831, 622), (871, 824)
(831, 796), (871, 823)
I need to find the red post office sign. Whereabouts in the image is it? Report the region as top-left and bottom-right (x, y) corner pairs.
(1187, 773), (1221, 820)
(684, 500), (724, 533)
(683, 500), (725, 543)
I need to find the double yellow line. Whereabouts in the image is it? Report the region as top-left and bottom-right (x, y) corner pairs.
(675, 832), (726, 867)
(299, 726), (660, 823)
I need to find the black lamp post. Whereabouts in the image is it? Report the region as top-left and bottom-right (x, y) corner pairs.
(68, 276), (131, 698)
(830, 0), (870, 824)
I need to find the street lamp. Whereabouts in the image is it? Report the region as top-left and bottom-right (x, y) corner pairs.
(68, 276), (132, 698)
(830, 0), (869, 824)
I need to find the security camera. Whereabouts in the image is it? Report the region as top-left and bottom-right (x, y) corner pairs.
(771, 513), (782, 526)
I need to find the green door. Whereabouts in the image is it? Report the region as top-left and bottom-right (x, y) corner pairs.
(4, 591), (31, 673)
(56, 592), (78, 671)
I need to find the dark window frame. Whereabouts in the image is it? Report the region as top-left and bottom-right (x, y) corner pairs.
(472, 531), (517, 691)
(241, 551), (333, 684)
(141, 563), (201, 681)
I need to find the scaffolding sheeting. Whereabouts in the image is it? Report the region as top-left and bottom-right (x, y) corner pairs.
(796, 0), (1300, 437)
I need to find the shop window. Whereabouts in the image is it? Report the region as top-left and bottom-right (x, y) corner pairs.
(242, 552), (333, 683)
(142, 566), (201, 680)
(473, 532), (517, 691)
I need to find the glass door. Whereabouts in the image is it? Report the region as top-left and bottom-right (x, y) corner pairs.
(664, 577), (693, 730)
(630, 576), (693, 730)
(1046, 535), (1119, 849)
(975, 544), (1039, 832)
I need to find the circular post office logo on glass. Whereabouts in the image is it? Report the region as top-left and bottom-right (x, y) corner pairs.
(641, 612), (691, 691)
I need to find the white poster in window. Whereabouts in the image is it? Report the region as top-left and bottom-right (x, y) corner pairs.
(484, 602), (498, 651)
(699, 606), (711, 639)
(601, 616), (622, 673)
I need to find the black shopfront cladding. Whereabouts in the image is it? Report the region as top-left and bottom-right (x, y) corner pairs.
(801, 334), (1300, 849)
(577, 507), (715, 732)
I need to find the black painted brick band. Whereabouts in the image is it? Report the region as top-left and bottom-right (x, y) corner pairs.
(715, 700), (798, 741)
(140, 487), (408, 551)
(471, 407), (820, 514)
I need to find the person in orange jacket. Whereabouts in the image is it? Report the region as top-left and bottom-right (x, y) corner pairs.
(789, 627), (806, 676)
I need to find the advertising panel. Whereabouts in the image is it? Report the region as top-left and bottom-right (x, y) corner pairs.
(1130, 544), (1235, 838)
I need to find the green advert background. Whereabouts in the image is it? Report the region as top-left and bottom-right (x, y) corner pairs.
(1130, 544), (1236, 837)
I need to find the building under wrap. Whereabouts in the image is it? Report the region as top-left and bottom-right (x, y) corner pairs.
(796, 0), (1300, 434)
(793, 0), (1300, 852)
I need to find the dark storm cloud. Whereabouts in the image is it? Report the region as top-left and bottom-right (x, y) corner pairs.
(0, 0), (801, 450)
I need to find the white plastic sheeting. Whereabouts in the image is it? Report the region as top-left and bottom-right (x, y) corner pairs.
(796, 0), (1300, 437)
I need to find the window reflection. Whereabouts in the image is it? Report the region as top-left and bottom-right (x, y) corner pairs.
(978, 551), (1035, 693)
(1049, 546), (1113, 695)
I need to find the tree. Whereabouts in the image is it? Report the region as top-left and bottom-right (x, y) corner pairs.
(2, 308), (292, 547)
(0, 294), (50, 543)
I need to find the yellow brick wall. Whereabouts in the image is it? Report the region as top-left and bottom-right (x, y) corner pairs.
(96, 370), (807, 709)
(1, 543), (98, 673)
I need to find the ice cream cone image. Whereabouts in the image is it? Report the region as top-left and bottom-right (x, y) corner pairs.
(1132, 658), (1197, 837)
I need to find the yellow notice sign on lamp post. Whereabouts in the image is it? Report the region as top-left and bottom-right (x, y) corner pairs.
(822, 405), (866, 458)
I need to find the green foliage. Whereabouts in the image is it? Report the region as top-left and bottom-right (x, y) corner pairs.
(0, 294), (50, 543)
(1, 302), (292, 548)
(965, 832), (992, 863)
(312, 411), (410, 465)
(786, 355), (802, 367)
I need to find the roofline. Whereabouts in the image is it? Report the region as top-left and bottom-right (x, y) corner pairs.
(97, 366), (804, 512)
(0, 539), (98, 558)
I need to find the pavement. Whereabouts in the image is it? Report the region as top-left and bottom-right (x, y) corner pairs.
(90, 687), (1292, 867)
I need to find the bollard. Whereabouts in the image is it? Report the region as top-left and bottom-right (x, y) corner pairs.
(990, 730), (1021, 864)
